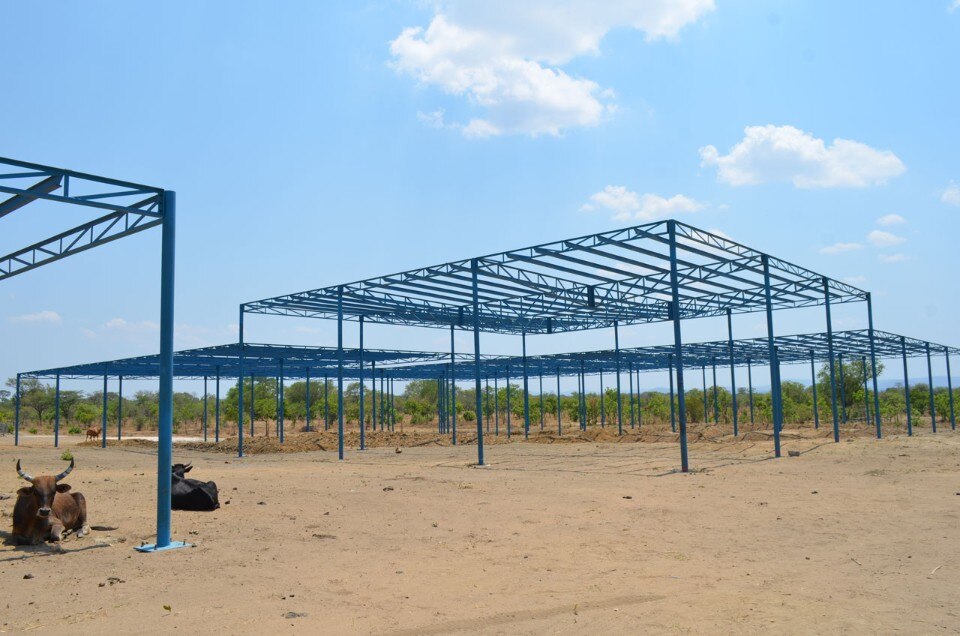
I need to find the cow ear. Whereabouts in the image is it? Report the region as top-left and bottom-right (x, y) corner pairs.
(17, 486), (33, 496)
(184, 465), (193, 473)
(56, 483), (72, 493)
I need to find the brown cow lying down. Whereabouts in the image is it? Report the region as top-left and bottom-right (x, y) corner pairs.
(12, 458), (89, 545)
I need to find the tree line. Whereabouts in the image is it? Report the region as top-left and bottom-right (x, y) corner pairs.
(2, 359), (956, 435)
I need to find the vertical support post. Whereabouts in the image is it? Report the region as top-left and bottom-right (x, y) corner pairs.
(824, 277), (840, 443)
(867, 293), (882, 438)
(635, 367), (642, 429)
(522, 330), (530, 439)
(305, 368), (311, 433)
(763, 255), (782, 458)
(54, 373), (61, 448)
(926, 342), (937, 433)
(101, 372), (108, 449)
(118, 375), (124, 441)
(838, 353), (848, 424)
(712, 358), (719, 424)
(485, 377), (491, 434)
(810, 351), (819, 429)
(599, 370), (605, 428)
(946, 347), (956, 431)
(278, 359), (285, 444)
(201, 375), (206, 442)
(324, 375), (329, 431)
(539, 369), (545, 431)
(556, 367), (561, 435)
(668, 220), (690, 472)
(450, 324), (457, 445)
(668, 355), (677, 433)
(337, 286), (344, 460)
(471, 257), (484, 465)
(580, 359), (587, 431)
(14, 373), (20, 446)
(629, 362), (635, 428)
(506, 365), (512, 438)
(727, 309), (738, 437)
(902, 337), (913, 436)
(861, 356), (871, 427)
(250, 374), (255, 437)
(390, 377), (396, 431)
(215, 368), (221, 443)
(358, 317), (365, 451)
(494, 372), (500, 436)
(747, 357), (755, 424)
(702, 365), (708, 423)
(154, 189), (176, 549)
(614, 321), (623, 435)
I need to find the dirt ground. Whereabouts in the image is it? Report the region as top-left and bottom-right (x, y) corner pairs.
(1, 425), (958, 634)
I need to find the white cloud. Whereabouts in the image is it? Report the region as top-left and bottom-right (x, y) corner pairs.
(843, 275), (868, 286)
(581, 186), (705, 221)
(877, 213), (905, 226)
(867, 230), (906, 248)
(951, 0), (960, 13)
(941, 181), (960, 206)
(878, 253), (908, 264)
(9, 310), (62, 325)
(820, 242), (863, 255)
(390, 1), (714, 138)
(700, 124), (906, 188)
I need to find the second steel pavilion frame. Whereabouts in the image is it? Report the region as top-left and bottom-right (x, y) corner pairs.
(241, 220), (875, 472)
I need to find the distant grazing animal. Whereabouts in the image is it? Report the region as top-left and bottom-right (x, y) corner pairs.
(85, 427), (101, 441)
(171, 463), (220, 511)
(13, 458), (89, 545)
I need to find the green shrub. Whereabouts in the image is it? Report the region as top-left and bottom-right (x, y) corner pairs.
(68, 426), (82, 435)
(462, 410), (476, 422)
(61, 450), (74, 461)
(28, 427), (38, 435)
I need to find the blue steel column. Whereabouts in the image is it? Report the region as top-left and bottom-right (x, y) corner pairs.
(201, 376), (206, 442)
(522, 330), (530, 439)
(54, 373), (60, 448)
(861, 357), (871, 426)
(471, 258), (485, 465)
(580, 359), (587, 431)
(635, 367), (642, 428)
(599, 370), (605, 427)
(358, 317), (365, 451)
(215, 368), (221, 443)
(118, 376), (124, 441)
(614, 321), (623, 435)
(238, 307), (245, 457)
(494, 372), (499, 436)
(485, 377), (491, 434)
(337, 286), (344, 460)
(506, 365), (511, 438)
(824, 278), (840, 443)
(450, 324), (457, 445)
(153, 189), (176, 550)
(926, 342), (937, 433)
(711, 358), (719, 424)
(14, 373), (20, 446)
(810, 351), (819, 429)
(866, 293), (882, 438)
(747, 358), (755, 424)
(668, 220), (690, 473)
(539, 369), (545, 431)
(390, 377), (396, 431)
(838, 354), (848, 424)
(555, 367), (561, 435)
(726, 309), (739, 437)
(305, 368), (311, 433)
(946, 347), (956, 430)
(278, 359), (285, 444)
(902, 337), (913, 436)
(762, 255), (782, 458)
(629, 362), (635, 428)
(702, 365), (708, 424)
(324, 375), (329, 431)
(668, 355), (677, 433)
(370, 362), (376, 435)
(101, 372), (108, 449)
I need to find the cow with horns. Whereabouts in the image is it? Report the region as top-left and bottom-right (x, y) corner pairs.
(12, 458), (90, 545)
(171, 463), (220, 511)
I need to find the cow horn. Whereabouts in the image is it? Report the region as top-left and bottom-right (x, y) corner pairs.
(55, 458), (75, 482)
(16, 459), (34, 482)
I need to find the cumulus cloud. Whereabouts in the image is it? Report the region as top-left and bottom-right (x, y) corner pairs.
(878, 253), (908, 264)
(581, 186), (705, 221)
(867, 230), (906, 248)
(699, 125), (906, 188)
(390, 1), (714, 137)
(9, 310), (62, 324)
(941, 181), (960, 206)
(819, 242), (864, 255)
(877, 213), (905, 226)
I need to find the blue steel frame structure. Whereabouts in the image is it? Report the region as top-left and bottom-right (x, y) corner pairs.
(238, 220), (877, 472)
(0, 156), (182, 553)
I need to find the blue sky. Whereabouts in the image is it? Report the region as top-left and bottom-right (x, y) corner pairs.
(2, 1), (958, 394)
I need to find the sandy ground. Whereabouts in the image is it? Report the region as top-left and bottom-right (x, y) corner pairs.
(1, 426), (958, 635)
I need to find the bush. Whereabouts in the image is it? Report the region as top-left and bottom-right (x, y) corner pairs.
(61, 450), (74, 461)
(68, 426), (82, 435)
(28, 427), (38, 435)
(462, 410), (476, 422)
(5, 424), (12, 434)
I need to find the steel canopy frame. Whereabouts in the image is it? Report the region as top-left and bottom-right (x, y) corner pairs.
(240, 219), (869, 471)
(0, 156), (183, 554)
